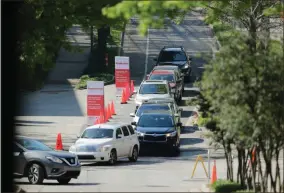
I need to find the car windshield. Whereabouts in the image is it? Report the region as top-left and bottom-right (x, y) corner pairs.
(16, 138), (53, 151)
(159, 51), (187, 62)
(137, 114), (174, 127)
(136, 105), (170, 116)
(149, 74), (175, 82)
(81, 128), (113, 139)
(139, 84), (168, 94)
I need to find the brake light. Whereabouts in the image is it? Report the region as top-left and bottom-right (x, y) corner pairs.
(170, 83), (176, 87)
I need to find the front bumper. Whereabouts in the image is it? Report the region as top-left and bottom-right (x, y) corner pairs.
(71, 152), (110, 163)
(138, 134), (178, 147)
(45, 162), (81, 179)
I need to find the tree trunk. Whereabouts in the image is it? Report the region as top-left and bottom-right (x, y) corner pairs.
(90, 26), (94, 53)
(97, 25), (110, 72)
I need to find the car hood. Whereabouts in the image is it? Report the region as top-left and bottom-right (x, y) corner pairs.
(136, 126), (175, 134)
(74, 138), (112, 146)
(158, 61), (187, 68)
(25, 150), (76, 158)
(136, 94), (171, 101)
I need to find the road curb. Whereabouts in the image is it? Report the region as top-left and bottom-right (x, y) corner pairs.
(201, 183), (213, 192)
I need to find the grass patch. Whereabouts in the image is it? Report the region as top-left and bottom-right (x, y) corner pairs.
(212, 180), (244, 193)
(76, 74), (114, 90)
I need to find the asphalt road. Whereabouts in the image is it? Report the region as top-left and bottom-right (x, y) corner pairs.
(15, 11), (224, 192)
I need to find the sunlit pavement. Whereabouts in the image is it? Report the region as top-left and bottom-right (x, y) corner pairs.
(14, 11), (226, 192)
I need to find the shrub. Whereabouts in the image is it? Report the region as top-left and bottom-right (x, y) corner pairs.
(76, 73), (114, 89)
(212, 179), (244, 193)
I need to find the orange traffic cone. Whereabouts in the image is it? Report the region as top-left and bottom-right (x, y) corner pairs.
(55, 133), (63, 150)
(100, 111), (104, 123)
(105, 106), (109, 121)
(131, 80), (134, 96)
(211, 160), (217, 184)
(108, 103), (112, 118)
(126, 84), (130, 100)
(111, 101), (116, 115)
(121, 89), (127, 104)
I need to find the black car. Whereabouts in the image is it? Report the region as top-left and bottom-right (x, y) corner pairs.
(14, 136), (81, 184)
(132, 111), (182, 155)
(153, 46), (192, 82)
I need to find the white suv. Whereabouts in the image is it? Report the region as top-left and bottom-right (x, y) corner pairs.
(134, 80), (173, 107)
(69, 123), (140, 165)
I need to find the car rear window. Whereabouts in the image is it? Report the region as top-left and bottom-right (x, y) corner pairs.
(149, 73), (175, 82)
(127, 125), (135, 135)
(159, 50), (187, 62)
(121, 126), (130, 136)
(139, 84), (168, 94)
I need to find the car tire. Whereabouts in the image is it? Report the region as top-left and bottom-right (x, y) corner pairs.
(109, 149), (117, 165)
(57, 178), (71, 184)
(27, 163), (44, 184)
(171, 146), (180, 156)
(128, 146), (138, 162)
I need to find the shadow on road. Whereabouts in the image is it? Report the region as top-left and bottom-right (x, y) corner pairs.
(181, 110), (194, 118)
(14, 181), (101, 186)
(181, 126), (199, 134)
(180, 138), (204, 146)
(14, 120), (54, 127)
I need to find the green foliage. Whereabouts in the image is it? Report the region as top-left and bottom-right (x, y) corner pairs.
(76, 73), (114, 90)
(102, 1), (205, 36)
(212, 180), (244, 193)
(197, 116), (210, 127)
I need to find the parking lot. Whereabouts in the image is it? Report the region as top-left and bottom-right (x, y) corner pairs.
(14, 11), (228, 192)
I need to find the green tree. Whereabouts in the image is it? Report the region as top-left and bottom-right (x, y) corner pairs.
(201, 34), (284, 192)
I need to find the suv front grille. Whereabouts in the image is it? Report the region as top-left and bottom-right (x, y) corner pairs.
(77, 155), (95, 160)
(144, 135), (166, 142)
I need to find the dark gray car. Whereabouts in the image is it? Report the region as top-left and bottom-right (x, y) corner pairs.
(13, 136), (81, 184)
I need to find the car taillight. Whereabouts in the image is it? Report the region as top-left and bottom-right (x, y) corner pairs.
(170, 83), (176, 87)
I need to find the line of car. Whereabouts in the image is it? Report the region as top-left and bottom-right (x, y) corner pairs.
(13, 45), (193, 185)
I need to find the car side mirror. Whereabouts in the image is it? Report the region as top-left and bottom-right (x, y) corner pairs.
(146, 74), (150, 80)
(179, 108), (183, 112)
(117, 134), (123, 139)
(188, 57), (192, 61)
(131, 122), (137, 126)
(174, 113), (179, 117)
(153, 58), (157, 61)
(133, 90), (137, 94)
(130, 113), (135, 117)
(177, 122), (182, 127)
(77, 134), (80, 138)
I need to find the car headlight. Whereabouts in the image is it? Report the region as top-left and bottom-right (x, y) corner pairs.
(166, 131), (177, 137)
(97, 145), (111, 152)
(46, 156), (63, 163)
(182, 64), (189, 69)
(69, 146), (76, 152)
(136, 131), (145, 136)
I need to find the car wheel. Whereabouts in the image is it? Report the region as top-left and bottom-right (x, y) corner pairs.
(27, 163), (44, 184)
(128, 146), (138, 162)
(57, 178), (71, 184)
(171, 146), (180, 156)
(109, 149), (117, 165)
